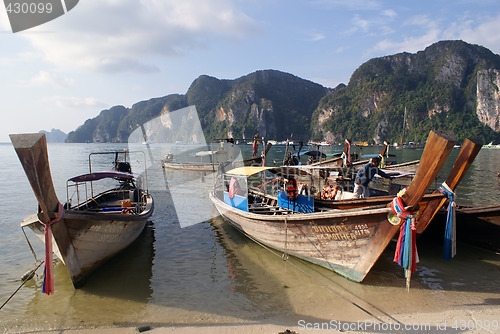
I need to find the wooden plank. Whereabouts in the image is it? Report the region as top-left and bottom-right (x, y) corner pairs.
(9, 133), (59, 222)
(10, 133), (82, 282)
(416, 137), (483, 233)
(400, 130), (456, 210)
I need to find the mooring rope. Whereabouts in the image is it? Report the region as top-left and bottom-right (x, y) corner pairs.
(0, 261), (44, 311)
(282, 216), (289, 261)
(1, 225), (46, 310)
(241, 228), (405, 330)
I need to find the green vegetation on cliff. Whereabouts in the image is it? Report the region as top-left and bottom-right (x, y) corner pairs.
(312, 40), (500, 144)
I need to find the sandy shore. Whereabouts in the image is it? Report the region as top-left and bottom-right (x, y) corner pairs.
(15, 304), (500, 334)
(4, 226), (499, 334)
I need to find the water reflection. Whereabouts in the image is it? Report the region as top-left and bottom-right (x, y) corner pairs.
(81, 221), (155, 301)
(1, 143), (499, 332)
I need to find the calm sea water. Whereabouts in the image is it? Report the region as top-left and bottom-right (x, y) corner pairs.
(0, 142), (498, 332)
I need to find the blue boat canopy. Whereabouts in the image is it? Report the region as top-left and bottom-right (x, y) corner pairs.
(293, 150), (326, 158)
(68, 171), (136, 183)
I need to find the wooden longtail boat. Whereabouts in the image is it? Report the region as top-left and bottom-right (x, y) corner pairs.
(163, 150), (231, 172)
(11, 133), (154, 289)
(210, 130), (457, 282)
(163, 144), (265, 172)
(383, 160), (420, 173)
(306, 139), (357, 168)
(163, 156), (263, 171)
(163, 160), (222, 172)
(430, 204), (500, 253)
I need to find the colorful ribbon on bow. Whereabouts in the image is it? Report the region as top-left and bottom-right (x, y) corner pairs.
(439, 182), (456, 260)
(341, 139), (351, 167)
(41, 202), (65, 295)
(391, 196), (419, 290)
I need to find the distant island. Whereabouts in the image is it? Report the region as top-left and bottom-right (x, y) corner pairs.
(65, 40), (500, 145)
(39, 129), (67, 143)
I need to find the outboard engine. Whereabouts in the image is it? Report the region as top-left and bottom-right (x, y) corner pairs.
(164, 153), (174, 162)
(116, 161), (132, 174)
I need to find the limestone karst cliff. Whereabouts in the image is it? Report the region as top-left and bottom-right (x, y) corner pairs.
(66, 40), (500, 144)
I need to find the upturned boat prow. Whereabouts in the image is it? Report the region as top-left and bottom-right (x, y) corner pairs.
(10, 133), (83, 285)
(416, 137), (483, 233)
(354, 129), (457, 280)
(210, 130), (457, 283)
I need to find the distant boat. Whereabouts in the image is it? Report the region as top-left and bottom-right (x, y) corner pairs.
(11, 133), (154, 290)
(162, 150), (263, 172)
(162, 150), (230, 172)
(484, 142), (500, 149)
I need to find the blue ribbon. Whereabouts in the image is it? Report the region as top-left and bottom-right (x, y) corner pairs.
(439, 183), (456, 260)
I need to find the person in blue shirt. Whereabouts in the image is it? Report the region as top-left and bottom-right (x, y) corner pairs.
(353, 156), (392, 198)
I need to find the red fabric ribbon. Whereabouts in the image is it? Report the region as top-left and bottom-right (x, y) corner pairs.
(41, 202), (64, 295)
(391, 196), (418, 273)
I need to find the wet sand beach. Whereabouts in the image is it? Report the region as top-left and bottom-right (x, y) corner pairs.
(7, 228), (499, 334)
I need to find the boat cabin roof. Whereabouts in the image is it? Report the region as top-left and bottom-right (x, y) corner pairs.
(293, 150), (326, 158)
(68, 171), (136, 183)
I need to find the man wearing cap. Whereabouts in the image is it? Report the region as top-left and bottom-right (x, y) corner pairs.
(353, 156), (393, 198)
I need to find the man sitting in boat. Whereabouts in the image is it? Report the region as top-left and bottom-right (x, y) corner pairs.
(321, 180), (339, 200)
(353, 156), (393, 198)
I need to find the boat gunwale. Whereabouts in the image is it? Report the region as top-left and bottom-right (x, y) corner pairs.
(210, 190), (392, 222)
(65, 194), (154, 221)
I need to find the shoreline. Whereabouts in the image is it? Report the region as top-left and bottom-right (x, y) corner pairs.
(4, 240), (500, 334)
(12, 305), (500, 334)
(3, 234), (499, 334)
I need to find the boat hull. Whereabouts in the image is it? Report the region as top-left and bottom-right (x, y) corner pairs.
(163, 161), (219, 172)
(163, 156), (263, 172)
(432, 204), (500, 253)
(210, 191), (398, 282)
(23, 195), (154, 287)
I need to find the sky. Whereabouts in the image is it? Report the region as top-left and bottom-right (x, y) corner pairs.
(1, 0), (500, 142)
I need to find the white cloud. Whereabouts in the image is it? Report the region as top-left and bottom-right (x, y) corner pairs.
(444, 14), (500, 55)
(368, 13), (500, 58)
(332, 46), (345, 54)
(305, 31), (326, 42)
(29, 71), (75, 87)
(349, 10), (397, 36)
(0, 3), (10, 31)
(365, 14), (441, 56)
(41, 96), (107, 110)
(352, 15), (371, 33)
(381, 9), (397, 19)
(19, 0), (258, 73)
(369, 28), (441, 56)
